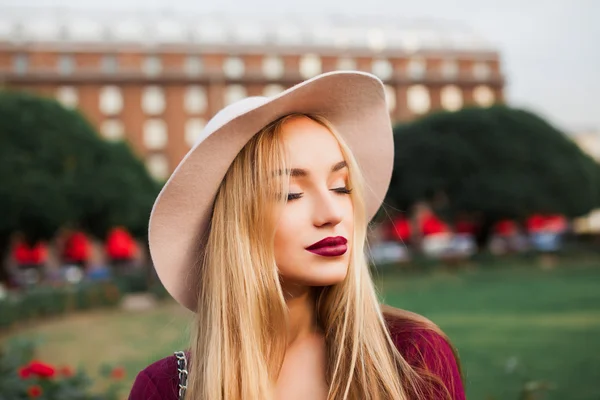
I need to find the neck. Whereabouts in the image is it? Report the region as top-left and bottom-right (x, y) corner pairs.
(282, 282), (318, 346)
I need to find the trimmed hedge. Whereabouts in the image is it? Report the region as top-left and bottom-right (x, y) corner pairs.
(0, 281), (122, 330)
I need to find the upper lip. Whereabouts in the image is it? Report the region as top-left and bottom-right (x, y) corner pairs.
(306, 236), (348, 250)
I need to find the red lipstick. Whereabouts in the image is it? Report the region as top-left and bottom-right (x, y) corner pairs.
(306, 236), (348, 257)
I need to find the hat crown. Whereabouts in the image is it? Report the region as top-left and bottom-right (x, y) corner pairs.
(196, 96), (270, 147)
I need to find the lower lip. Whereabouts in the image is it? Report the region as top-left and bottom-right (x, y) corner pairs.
(307, 245), (348, 257)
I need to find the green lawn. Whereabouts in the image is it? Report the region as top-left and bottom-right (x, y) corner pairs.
(375, 261), (600, 400)
(2, 260), (600, 400)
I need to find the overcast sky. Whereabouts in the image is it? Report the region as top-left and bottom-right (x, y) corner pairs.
(3, 0), (599, 133)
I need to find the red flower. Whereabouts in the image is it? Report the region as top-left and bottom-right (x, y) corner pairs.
(18, 366), (32, 379)
(111, 366), (126, 380)
(27, 385), (43, 398)
(59, 365), (75, 377)
(26, 361), (56, 378)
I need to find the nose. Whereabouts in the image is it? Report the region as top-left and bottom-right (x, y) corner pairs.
(312, 189), (343, 228)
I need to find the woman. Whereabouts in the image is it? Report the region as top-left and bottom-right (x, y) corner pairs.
(129, 71), (465, 400)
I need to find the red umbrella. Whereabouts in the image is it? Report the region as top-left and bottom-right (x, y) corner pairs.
(544, 215), (568, 233)
(494, 220), (517, 236)
(63, 232), (90, 263)
(455, 220), (478, 235)
(106, 227), (136, 260)
(391, 217), (412, 241)
(526, 214), (546, 233)
(422, 214), (449, 236)
(13, 241), (47, 265)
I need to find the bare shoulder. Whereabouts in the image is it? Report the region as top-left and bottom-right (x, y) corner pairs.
(128, 354), (180, 400)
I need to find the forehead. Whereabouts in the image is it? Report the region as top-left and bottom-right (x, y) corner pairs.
(280, 117), (344, 167)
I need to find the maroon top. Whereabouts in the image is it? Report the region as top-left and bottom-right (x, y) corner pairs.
(129, 318), (465, 399)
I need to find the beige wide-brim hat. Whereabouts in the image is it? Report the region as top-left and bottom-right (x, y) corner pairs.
(149, 71), (394, 312)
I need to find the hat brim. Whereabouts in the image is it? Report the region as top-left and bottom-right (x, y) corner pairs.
(149, 71), (394, 312)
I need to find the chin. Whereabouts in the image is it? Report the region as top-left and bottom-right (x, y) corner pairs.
(303, 261), (349, 286)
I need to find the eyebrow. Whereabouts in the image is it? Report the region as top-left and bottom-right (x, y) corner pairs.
(288, 160), (347, 177)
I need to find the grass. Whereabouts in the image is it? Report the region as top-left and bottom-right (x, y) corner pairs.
(2, 258), (600, 400)
(375, 260), (600, 400)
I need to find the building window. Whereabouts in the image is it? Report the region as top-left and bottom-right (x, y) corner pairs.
(100, 119), (125, 141)
(184, 86), (207, 114)
(185, 118), (206, 147)
(440, 85), (463, 111)
(372, 59), (393, 81)
(441, 59), (459, 79)
(99, 86), (123, 116)
(13, 54), (29, 75)
(336, 57), (356, 71)
(262, 55), (284, 79)
(143, 55), (162, 77)
(56, 86), (78, 109)
(299, 54), (322, 79)
(473, 85), (495, 106)
(407, 85), (431, 114)
(58, 55), (75, 75)
(384, 85), (396, 112)
(101, 55), (118, 74)
(223, 56), (245, 79)
(185, 55), (203, 76)
(407, 57), (426, 80)
(143, 119), (168, 150)
(141, 86), (166, 115)
(263, 84), (285, 97)
(225, 85), (247, 105)
(473, 62), (491, 80)
(146, 154), (170, 181)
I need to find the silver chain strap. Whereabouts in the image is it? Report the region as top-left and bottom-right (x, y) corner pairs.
(174, 351), (188, 400)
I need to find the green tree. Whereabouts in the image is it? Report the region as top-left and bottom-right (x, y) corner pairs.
(387, 106), (600, 246)
(0, 90), (160, 282)
(73, 140), (160, 239)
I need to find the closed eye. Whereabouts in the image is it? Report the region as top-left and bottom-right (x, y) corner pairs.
(332, 187), (353, 194)
(287, 193), (303, 201)
(287, 187), (352, 201)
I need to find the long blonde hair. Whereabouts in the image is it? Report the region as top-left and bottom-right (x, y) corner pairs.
(186, 113), (460, 399)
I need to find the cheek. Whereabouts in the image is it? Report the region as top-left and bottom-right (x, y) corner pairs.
(341, 197), (354, 235)
(273, 209), (302, 265)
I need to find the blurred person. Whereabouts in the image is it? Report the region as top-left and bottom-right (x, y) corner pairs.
(490, 219), (520, 254)
(451, 217), (478, 258)
(11, 235), (48, 287)
(529, 214), (568, 254)
(420, 211), (453, 258)
(86, 236), (112, 281)
(59, 230), (91, 284)
(369, 217), (412, 265)
(61, 230), (90, 269)
(376, 215), (412, 264)
(129, 72), (464, 400)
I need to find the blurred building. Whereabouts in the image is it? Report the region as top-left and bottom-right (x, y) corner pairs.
(573, 130), (600, 162)
(572, 130), (600, 234)
(0, 9), (505, 180)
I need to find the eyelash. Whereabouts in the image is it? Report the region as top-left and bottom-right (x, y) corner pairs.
(287, 187), (353, 201)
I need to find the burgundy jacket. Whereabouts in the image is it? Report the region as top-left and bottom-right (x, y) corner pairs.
(129, 318), (465, 399)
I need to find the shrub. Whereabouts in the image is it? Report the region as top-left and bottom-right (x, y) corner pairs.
(0, 338), (126, 400)
(0, 281), (122, 330)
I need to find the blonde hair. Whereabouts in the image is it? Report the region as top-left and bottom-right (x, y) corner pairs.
(186, 113), (460, 399)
